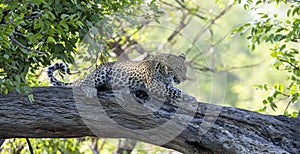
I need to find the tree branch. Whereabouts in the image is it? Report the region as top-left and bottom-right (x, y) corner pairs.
(0, 87), (299, 153)
(9, 35), (45, 54)
(167, 12), (193, 43)
(24, 14), (42, 20)
(174, 0), (206, 20)
(161, 0), (206, 20)
(185, 3), (234, 55)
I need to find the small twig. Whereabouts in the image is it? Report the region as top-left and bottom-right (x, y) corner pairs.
(184, 25), (209, 55)
(161, 1), (183, 10)
(9, 35), (45, 54)
(174, 0), (206, 20)
(24, 14), (42, 20)
(193, 61), (262, 72)
(13, 31), (26, 37)
(192, 62), (216, 72)
(26, 138), (34, 154)
(14, 139), (25, 154)
(0, 139), (5, 150)
(162, 0), (207, 20)
(185, 3), (233, 55)
(226, 62), (262, 70)
(129, 20), (152, 38)
(194, 66), (216, 72)
(283, 95), (297, 114)
(90, 137), (99, 154)
(110, 20), (150, 56)
(98, 139), (106, 152)
(167, 12), (193, 42)
(211, 3), (234, 24)
(279, 59), (300, 70)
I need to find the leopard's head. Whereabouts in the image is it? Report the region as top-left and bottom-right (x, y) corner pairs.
(149, 53), (187, 85)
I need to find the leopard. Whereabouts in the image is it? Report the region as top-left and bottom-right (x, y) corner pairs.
(47, 53), (195, 101)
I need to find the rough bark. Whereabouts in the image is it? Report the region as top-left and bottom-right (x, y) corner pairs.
(0, 87), (299, 154)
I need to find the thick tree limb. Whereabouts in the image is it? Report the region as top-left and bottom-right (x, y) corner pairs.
(0, 87), (299, 153)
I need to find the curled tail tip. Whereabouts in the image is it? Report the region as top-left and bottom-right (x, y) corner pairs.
(47, 62), (68, 86)
(47, 62), (67, 72)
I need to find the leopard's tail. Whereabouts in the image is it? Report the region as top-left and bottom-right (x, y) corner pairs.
(47, 62), (70, 86)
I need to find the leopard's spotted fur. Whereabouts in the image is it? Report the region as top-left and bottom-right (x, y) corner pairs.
(47, 54), (195, 101)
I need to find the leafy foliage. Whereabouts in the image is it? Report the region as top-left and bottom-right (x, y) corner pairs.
(2, 138), (85, 153)
(0, 0), (144, 95)
(233, 0), (299, 117)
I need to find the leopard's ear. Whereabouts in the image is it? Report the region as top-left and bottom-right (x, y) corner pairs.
(178, 53), (186, 60)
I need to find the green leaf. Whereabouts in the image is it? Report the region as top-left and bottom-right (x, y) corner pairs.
(287, 9), (291, 17)
(47, 36), (56, 43)
(76, 21), (84, 29)
(293, 70), (300, 77)
(61, 14), (69, 19)
(267, 96), (273, 103)
(251, 44), (256, 51)
(28, 94), (34, 102)
(60, 20), (69, 31)
(3, 54), (9, 59)
(283, 110), (289, 116)
(243, 4), (249, 10)
(255, 0), (262, 5)
(291, 111), (298, 118)
(257, 106), (266, 113)
(274, 34), (284, 42)
(279, 44), (286, 51)
(15, 75), (21, 83)
(264, 84), (268, 91)
(3, 88), (8, 94)
(270, 102), (277, 111)
(279, 84), (284, 93)
(260, 14), (268, 18)
(263, 100), (268, 105)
